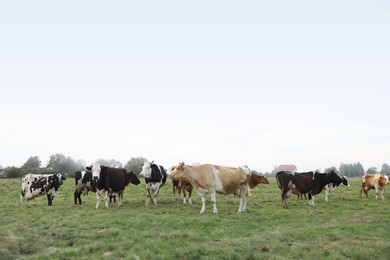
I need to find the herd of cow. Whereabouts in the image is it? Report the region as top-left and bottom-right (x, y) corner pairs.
(18, 160), (390, 213)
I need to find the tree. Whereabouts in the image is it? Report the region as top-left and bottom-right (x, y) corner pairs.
(380, 163), (390, 175)
(22, 156), (41, 173)
(124, 157), (147, 176)
(46, 153), (80, 176)
(4, 166), (25, 178)
(366, 167), (378, 174)
(339, 162), (364, 177)
(95, 159), (123, 168)
(324, 166), (338, 173)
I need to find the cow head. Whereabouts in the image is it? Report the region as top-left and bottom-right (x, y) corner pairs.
(341, 176), (350, 187)
(126, 171), (141, 185)
(48, 173), (66, 191)
(86, 163), (102, 181)
(169, 162), (186, 180)
(328, 169), (343, 184)
(139, 160), (154, 178)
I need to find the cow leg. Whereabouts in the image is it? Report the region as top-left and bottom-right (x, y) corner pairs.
(95, 190), (104, 209)
(153, 189), (159, 205)
(19, 193), (23, 207)
(152, 184), (160, 205)
(118, 192), (123, 206)
(238, 186), (248, 213)
(183, 189), (187, 204)
(47, 194), (53, 206)
(74, 191), (82, 205)
(210, 191), (218, 213)
(281, 189), (289, 209)
(188, 189), (192, 204)
(325, 189), (329, 203)
(381, 189), (385, 200)
(146, 186), (152, 206)
(172, 186), (176, 201)
(104, 191), (109, 208)
(198, 191), (207, 213)
(309, 194), (316, 206)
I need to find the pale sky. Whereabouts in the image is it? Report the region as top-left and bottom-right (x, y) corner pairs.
(1, 1), (389, 172)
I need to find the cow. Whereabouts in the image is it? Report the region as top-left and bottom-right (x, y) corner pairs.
(172, 179), (193, 204)
(324, 176), (350, 203)
(295, 176), (350, 202)
(275, 169), (343, 209)
(74, 170), (96, 205)
(360, 174), (389, 200)
(139, 160), (167, 206)
(87, 163), (140, 209)
(19, 173), (66, 207)
(234, 173), (269, 197)
(169, 162), (250, 213)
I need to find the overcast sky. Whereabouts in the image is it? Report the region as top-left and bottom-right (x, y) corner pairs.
(1, 1), (389, 172)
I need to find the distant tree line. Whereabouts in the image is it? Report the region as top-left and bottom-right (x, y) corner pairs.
(1, 154), (147, 178)
(1, 156), (389, 178)
(263, 162), (390, 178)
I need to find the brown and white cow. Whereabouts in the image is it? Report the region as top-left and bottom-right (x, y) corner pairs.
(360, 174), (389, 200)
(169, 162), (250, 213)
(172, 179), (193, 204)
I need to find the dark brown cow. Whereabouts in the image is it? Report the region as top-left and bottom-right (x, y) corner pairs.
(87, 164), (141, 209)
(276, 169), (343, 208)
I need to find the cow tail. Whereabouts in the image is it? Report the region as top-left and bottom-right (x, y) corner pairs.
(275, 172), (282, 189)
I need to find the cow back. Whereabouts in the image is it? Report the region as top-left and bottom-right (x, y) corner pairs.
(98, 167), (139, 192)
(291, 172), (314, 194)
(146, 164), (167, 186)
(213, 165), (248, 194)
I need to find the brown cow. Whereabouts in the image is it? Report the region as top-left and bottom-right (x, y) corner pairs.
(169, 162), (250, 213)
(172, 179), (193, 204)
(234, 173), (269, 197)
(360, 174), (389, 200)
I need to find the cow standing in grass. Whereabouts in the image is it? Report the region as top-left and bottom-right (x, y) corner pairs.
(172, 179), (193, 204)
(169, 162), (250, 213)
(19, 173), (66, 207)
(276, 169), (343, 209)
(360, 174), (389, 200)
(88, 164), (140, 209)
(74, 170), (95, 205)
(139, 160), (167, 206)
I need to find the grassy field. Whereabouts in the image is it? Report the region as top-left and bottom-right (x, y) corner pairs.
(0, 177), (389, 259)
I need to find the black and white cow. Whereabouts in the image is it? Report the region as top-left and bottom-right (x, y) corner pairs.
(87, 163), (140, 209)
(275, 169), (343, 208)
(74, 170), (96, 205)
(19, 173), (66, 207)
(139, 160), (167, 205)
(324, 176), (350, 202)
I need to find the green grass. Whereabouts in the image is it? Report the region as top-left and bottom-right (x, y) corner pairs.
(0, 177), (389, 259)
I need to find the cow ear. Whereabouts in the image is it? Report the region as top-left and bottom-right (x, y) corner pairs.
(179, 162), (185, 170)
(85, 166), (92, 171)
